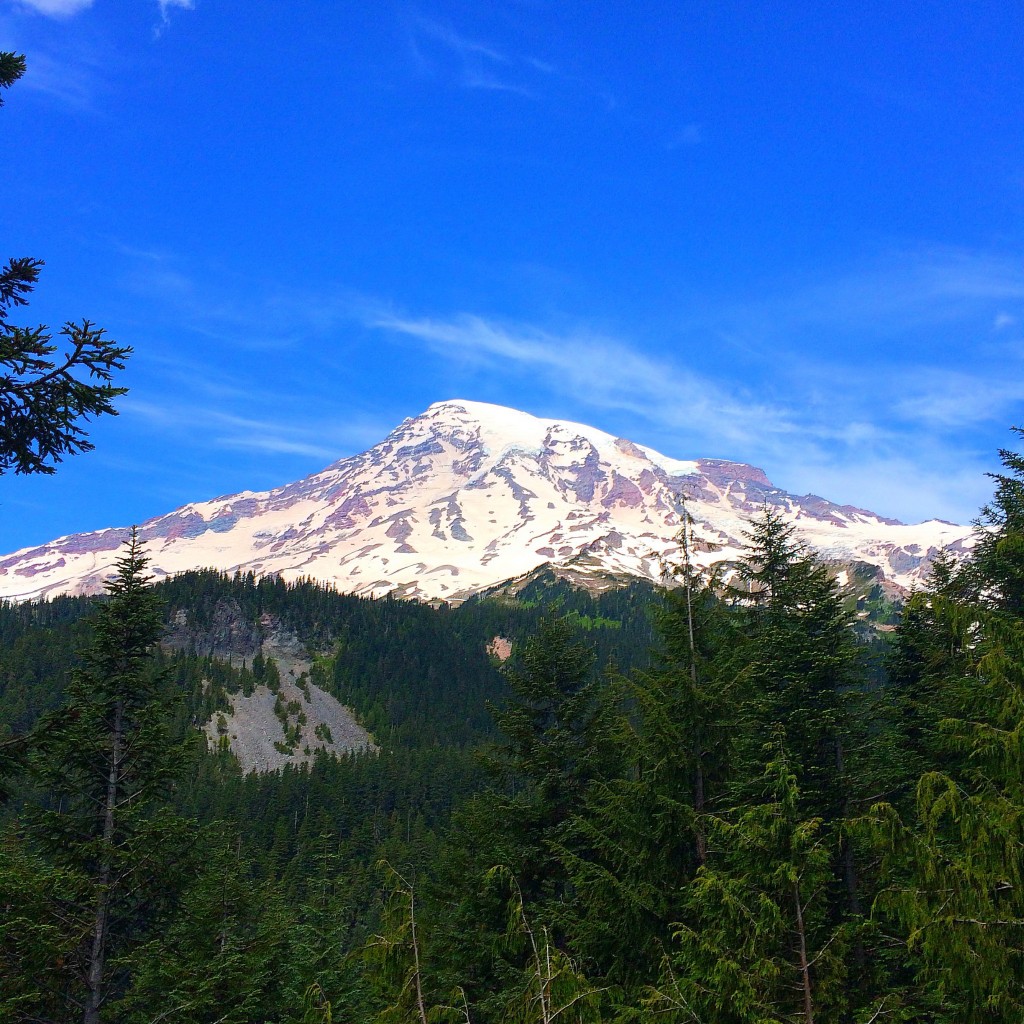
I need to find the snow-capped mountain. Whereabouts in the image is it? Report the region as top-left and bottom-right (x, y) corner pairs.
(0, 400), (974, 603)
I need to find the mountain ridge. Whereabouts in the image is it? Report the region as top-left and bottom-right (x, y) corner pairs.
(0, 399), (974, 602)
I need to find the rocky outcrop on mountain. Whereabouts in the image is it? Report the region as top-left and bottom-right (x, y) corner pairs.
(166, 602), (374, 774)
(0, 400), (974, 603)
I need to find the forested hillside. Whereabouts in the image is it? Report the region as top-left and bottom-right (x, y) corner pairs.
(2, 438), (1023, 1022)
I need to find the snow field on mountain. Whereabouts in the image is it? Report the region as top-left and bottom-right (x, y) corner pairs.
(0, 400), (974, 602)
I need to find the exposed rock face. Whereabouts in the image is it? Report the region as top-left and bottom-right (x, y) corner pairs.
(0, 400), (974, 602)
(165, 600), (262, 660)
(487, 636), (513, 662)
(167, 605), (375, 774)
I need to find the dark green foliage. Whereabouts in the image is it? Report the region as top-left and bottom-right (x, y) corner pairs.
(973, 426), (1024, 614)
(0, 831), (94, 1020)
(865, 435), (1024, 1023)
(652, 743), (850, 1024)
(0, 51), (27, 100)
(884, 550), (973, 798)
(558, 564), (745, 986)
(2, 534), (199, 1022)
(732, 507), (863, 814)
(0, 52), (131, 477)
(420, 615), (613, 1021)
(491, 615), (603, 819)
(114, 825), (299, 1024)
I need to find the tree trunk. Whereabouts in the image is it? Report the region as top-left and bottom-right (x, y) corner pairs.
(793, 881), (815, 1024)
(408, 886), (429, 1024)
(84, 699), (123, 1024)
(834, 737), (866, 972)
(694, 758), (707, 864)
(682, 510), (708, 866)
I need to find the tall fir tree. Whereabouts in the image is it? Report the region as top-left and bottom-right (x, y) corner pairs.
(729, 506), (885, 1006)
(427, 615), (607, 1022)
(10, 530), (195, 1023)
(556, 515), (745, 991)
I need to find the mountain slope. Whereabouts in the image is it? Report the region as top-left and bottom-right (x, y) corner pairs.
(0, 400), (973, 602)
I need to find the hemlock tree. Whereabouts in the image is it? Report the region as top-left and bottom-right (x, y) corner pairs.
(0, 52), (131, 477)
(867, 434), (1024, 1023)
(650, 743), (851, 1024)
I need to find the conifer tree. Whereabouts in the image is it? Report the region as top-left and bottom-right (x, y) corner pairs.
(491, 614), (603, 829)
(427, 616), (606, 1021)
(732, 506), (860, 816)
(556, 516), (744, 988)
(650, 742), (851, 1024)
(482, 612), (608, 912)
(18, 530), (193, 1023)
(884, 550), (973, 800)
(972, 426), (1024, 614)
(867, 435), (1024, 1022)
(729, 506), (884, 1002)
(0, 52), (131, 477)
(0, 733), (29, 804)
(115, 824), (297, 1024)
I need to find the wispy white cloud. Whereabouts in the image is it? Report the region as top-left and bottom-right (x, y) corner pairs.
(373, 312), (795, 451)
(154, 0), (194, 36)
(757, 247), (1024, 336)
(893, 368), (1024, 431)
(14, 0), (94, 17)
(461, 70), (535, 98)
(121, 397), (385, 463)
(415, 19), (510, 66)
(17, 47), (101, 107)
(108, 240), (1024, 526)
(408, 15), (554, 97)
(14, 0), (194, 28)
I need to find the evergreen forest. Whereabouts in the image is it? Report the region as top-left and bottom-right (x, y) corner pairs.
(3, 436), (1024, 1023)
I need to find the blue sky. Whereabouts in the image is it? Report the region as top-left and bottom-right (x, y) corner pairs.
(2, 0), (1023, 551)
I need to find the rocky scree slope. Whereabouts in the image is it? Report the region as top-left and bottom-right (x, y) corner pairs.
(0, 400), (973, 602)
(164, 602), (375, 774)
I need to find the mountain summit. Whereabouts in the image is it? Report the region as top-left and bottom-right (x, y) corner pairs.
(0, 400), (972, 602)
